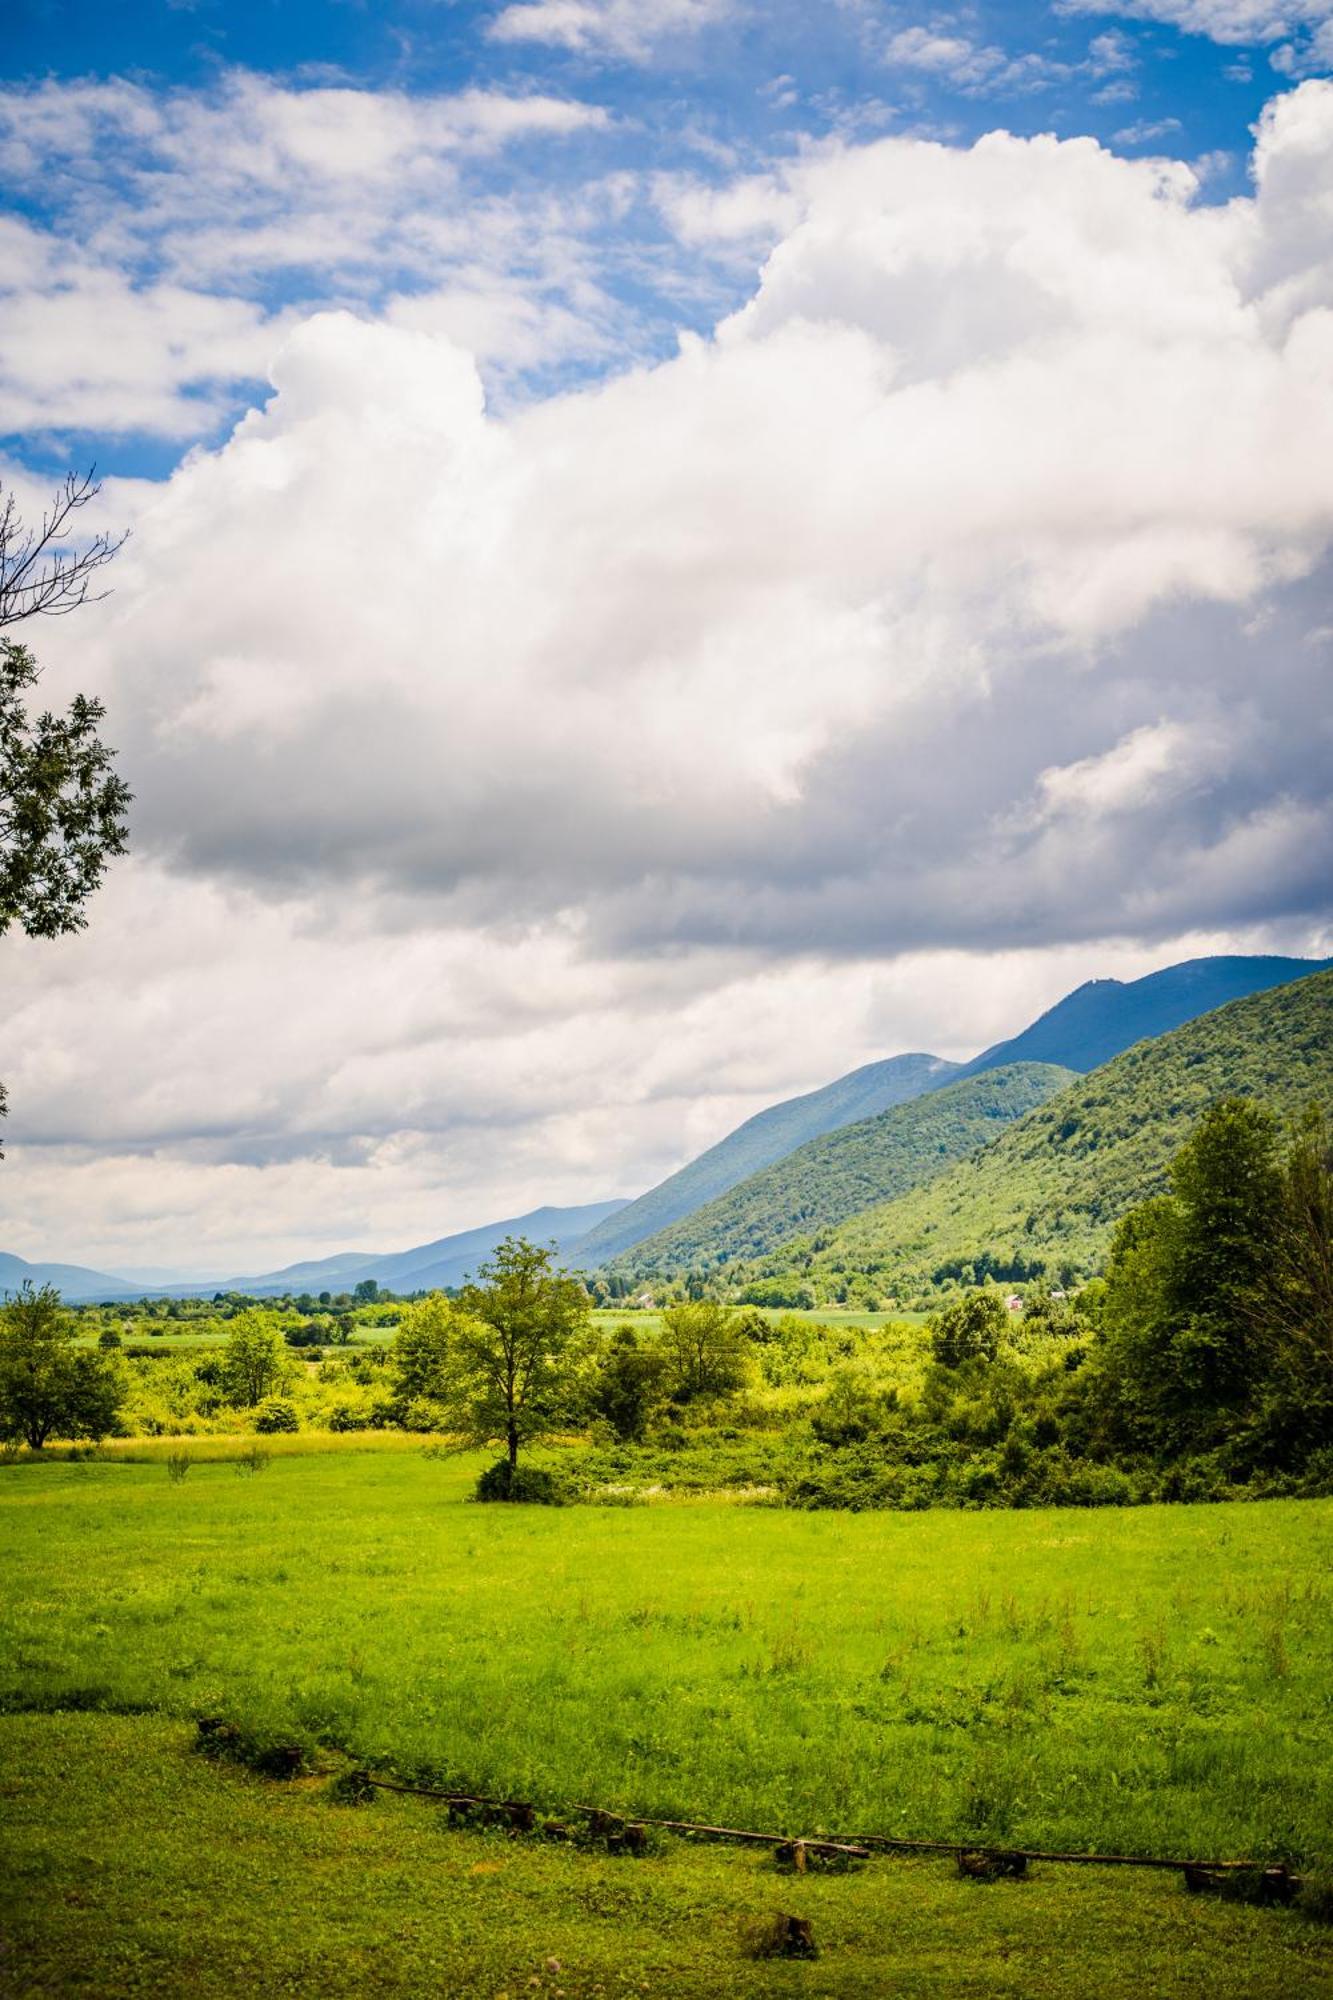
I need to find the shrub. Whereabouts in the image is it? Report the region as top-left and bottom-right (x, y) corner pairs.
(254, 1398), (299, 1434)
(929, 1292), (1009, 1369)
(1297, 1871), (1333, 1926)
(195, 1713), (310, 1779)
(474, 1458), (564, 1505)
(810, 1367), (885, 1447)
(327, 1402), (368, 1433)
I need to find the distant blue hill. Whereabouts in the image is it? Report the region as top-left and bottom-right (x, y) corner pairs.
(0, 1250), (130, 1304)
(0, 1201), (629, 1305)
(957, 954), (1331, 1080)
(218, 1200), (630, 1298)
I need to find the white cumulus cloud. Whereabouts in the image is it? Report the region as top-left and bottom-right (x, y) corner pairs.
(6, 83), (1333, 1265)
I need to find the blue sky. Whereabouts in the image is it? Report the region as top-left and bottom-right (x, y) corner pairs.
(3, 0), (1319, 480)
(1, 1), (1330, 1272)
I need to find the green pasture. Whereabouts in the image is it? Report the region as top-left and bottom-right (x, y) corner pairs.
(68, 1305), (919, 1350)
(3, 1711), (1330, 2000)
(2, 1451), (1330, 1868)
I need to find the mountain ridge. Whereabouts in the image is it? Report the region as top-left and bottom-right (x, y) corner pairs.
(613, 1062), (1077, 1278)
(956, 953), (1330, 1080)
(574, 1053), (961, 1264)
(575, 952), (1328, 1269)
(779, 967), (1333, 1303)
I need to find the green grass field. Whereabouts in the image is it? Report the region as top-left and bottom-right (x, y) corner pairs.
(5, 1711), (1331, 1999)
(3, 1451), (1331, 1855)
(2, 1451), (1331, 1994)
(69, 1306), (921, 1349)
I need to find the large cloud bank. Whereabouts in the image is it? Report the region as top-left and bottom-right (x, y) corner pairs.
(90, 83), (1333, 950)
(8, 84), (1333, 1267)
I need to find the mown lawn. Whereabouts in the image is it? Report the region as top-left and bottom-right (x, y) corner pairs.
(2, 1712), (1331, 1999)
(2, 1451), (1330, 1867)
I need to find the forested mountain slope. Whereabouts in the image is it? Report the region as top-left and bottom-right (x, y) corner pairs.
(573, 1053), (959, 1263)
(615, 1063), (1074, 1276)
(775, 967), (1333, 1302)
(577, 955), (1326, 1270)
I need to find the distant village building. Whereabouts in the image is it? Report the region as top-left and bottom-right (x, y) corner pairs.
(1005, 1294), (1024, 1313)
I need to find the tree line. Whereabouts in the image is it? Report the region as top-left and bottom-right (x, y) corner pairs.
(3, 1099), (1328, 1506)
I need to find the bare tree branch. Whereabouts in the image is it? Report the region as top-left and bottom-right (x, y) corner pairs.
(0, 468), (129, 628)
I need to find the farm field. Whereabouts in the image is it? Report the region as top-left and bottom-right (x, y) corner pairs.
(4, 1709), (1331, 2000)
(69, 1306), (923, 1349)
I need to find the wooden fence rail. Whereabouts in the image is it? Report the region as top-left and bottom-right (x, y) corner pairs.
(348, 1772), (1303, 1891)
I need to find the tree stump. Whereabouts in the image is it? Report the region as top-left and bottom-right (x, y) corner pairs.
(746, 1913), (817, 1960)
(957, 1848), (1028, 1881)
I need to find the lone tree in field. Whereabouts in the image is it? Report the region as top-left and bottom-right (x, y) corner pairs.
(451, 1236), (590, 1486)
(0, 1282), (125, 1450)
(0, 470), (131, 1139)
(220, 1312), (288, 1408)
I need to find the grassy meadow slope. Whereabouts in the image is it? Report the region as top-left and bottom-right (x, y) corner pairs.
(575, 1053), (959, 1264)
(617, 1062), (1075, 1276)
(787, 966), (1333, 1297)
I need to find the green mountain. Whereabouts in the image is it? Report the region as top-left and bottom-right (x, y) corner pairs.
(780, 968), (1333, 1302)
(577, 954), (1327, 1270)
(573, 1053), (960, 1264)
(615, 1062), (1075, 1276)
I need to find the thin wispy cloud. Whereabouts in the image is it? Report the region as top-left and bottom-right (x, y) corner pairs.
(488, 0), (737, 60)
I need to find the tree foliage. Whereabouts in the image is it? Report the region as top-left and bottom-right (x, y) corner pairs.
(390, 1293), (455, 1404)
(929, 1291), (1009, 1370)
(450, 1237), (591, 1473)
(591, 1324), (668, 1441)
(1244, 1107), (1333, 1461)
(1099, 1100), (1281, 1451)
(0, 1283), (125, 1449)
(0, 639), (132, 942)
(1094, 1098), (1333, 1471)
(658, 1301), (749, 1404)
(220, 1313), (288, 1408)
